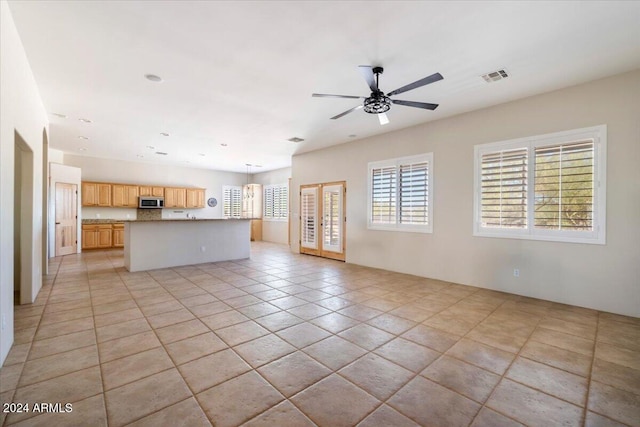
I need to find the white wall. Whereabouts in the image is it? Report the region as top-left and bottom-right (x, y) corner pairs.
(0, 0), (49, 365)
(49, 163), (82, 256)
(62, 154), (247, 220)
(291, 70), (640, 317)
(252, 167), (291, 244)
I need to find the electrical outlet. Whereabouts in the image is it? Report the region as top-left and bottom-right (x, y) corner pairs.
(96, 213), (101, 218)
(1, 314), (6, 330)
(201, 246), (206, 252)
(513, 269), (520, 277)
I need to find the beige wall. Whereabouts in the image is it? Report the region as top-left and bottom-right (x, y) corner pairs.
(252, 167), (291, 244)
(291, 70), (640, 317)
(1, 0), (49, 365)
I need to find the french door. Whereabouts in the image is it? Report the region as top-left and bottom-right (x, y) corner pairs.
(300, 181), (346, 261)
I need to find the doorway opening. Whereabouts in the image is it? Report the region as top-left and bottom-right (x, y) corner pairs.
(14, 131), (35, 305)
(300, 181), (346, 261)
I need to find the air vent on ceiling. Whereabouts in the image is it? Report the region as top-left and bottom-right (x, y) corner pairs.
(481, 69), (509, 83)
(288, 137), (304, 143)
(155, 152), (168, 155)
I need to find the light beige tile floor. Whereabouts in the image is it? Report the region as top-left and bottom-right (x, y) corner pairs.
(1, 242), (639, 427)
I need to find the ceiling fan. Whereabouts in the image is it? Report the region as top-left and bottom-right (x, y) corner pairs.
(312, 66), (443, 125)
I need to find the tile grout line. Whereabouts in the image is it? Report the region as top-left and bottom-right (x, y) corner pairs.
(2, 257), (62, 427)
(108, 266), (211, 427)
(87, 253), (111, 427)
(377, 292), (516, 426)
(467, 306), (554, 427)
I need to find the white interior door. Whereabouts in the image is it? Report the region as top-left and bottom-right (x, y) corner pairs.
(322, 184), (344, 254)
(55, 182), (77, 256)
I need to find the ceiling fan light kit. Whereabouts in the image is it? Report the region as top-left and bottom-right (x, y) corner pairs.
(312, 65), (443, 125)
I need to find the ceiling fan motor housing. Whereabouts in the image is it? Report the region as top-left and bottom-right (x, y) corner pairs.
(364, 93), (391, 114)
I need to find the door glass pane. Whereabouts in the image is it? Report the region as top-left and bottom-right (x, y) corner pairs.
(322, 185), (342, 253)
(301, 187), (317, 249)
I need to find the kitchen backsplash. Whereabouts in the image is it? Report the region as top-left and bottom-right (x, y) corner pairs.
(137, 209), (162, 220)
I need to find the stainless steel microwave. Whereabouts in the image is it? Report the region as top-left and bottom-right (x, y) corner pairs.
(138, 197), (164, 209)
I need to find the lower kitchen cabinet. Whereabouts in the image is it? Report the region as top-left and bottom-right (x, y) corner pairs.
(112, 223), (124, 247)
(82, 223), (123, 249)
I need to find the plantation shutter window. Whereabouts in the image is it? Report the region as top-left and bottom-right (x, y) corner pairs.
(399, 161), (429, 225)
(474, 125), (606, 244)
(264, 186), (274, 218)
(534, 141), (594, 231)
(480, 148), (528, 229)
(368, 153), (433, 233)
(222, 185), (242, 219)
(371, 166), (396, 225)
(263, 184), (288, 221)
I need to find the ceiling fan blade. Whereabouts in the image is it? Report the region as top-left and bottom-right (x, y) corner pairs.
(330, 105), (363, 120)
(392, 99), (439, 110)
(378, 113), (389, 125)
(387, 72), (443, 96)
(358, 65), (379, 92)
(312, 93), (363, 99)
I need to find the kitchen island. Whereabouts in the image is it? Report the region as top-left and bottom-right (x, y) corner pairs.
(124, 219), (251, 272)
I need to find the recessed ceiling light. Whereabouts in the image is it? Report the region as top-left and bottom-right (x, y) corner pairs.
(79, 148), (87, 151)
(51, 113), (67, 118)
(198, 153), (205, 157)
(137, 155), (144, 158)
(254, 165), (262, 168)
(220, 143), (228, 147)
(145, 74), (163, 82)
(245, 163), (252, 166)
(79, 118), (92, 123)
(78, 136), (89, 140)
(155, 152), (168, 155)
(146, 145), (155, 149)
(287, 137), (304, 143)
(160, 132), (169, 137)
(348, 134), (357, 138)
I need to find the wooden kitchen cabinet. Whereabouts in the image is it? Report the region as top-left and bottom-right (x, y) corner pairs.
(112, 185), (139, 207)
(82, 224), (113, 249)
(82, 182), (112, 207)
(250, 219), (262, 241)
(186, 188), (205, 208)
(82, 225), (98, 249)
(139, 186), (164, 197)
(165, 187), (186, 208)
(112, 223), (124, 247)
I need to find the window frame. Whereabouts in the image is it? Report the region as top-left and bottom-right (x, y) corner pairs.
(367, 152), (434, 234)
(473, 125), (606, 244)
(263, 183), (289, 222)
(222, 185), (242, 219)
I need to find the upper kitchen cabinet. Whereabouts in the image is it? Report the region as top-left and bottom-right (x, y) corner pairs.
(186, 188), (205, 208)
(112, 184), (139, 207)
(165, 187), (186, 208)
(139, 186), (164, 197)
(82, 182), (111, 207)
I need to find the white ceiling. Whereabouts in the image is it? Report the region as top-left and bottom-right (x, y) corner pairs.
(8, 1), (640, 173)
